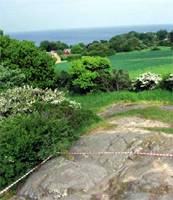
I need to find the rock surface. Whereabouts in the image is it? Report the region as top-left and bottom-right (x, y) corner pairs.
(17, 104), (173, 200)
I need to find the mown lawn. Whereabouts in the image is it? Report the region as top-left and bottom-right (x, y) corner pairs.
(55, 48), (173, 78)
(70, 89), (173, 112)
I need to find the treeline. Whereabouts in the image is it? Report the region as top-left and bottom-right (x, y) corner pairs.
(40, 30), (173, 57)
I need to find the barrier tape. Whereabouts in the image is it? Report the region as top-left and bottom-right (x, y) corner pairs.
(1, 150), (173, 197)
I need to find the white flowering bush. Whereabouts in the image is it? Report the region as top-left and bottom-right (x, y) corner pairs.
(0, 85), (80, 117)
(132, 72), (162, 91)
(162, 74), (173, 91)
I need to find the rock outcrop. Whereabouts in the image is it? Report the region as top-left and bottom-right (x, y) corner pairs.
(17, 105), (173, 200)
(18, 111), (173, 200)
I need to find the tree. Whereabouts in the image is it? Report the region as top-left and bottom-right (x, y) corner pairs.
(156, 30), (168, 41)
(39, 40), (68, 52)
(70, 56), (111, 93)
(138, 32), (157, 47)
(0, 35), (56, 88)
(86, 41), (115, 56)
(124, 37), (143, 51)
(71, 44), (85, 54)
(39, 40), (56, 51)
(0, 29), (3, 36)
(169, 31), (173, 46)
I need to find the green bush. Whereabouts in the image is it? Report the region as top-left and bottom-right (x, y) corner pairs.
(0, 65), (26, 91)
(151, 46), (161, 51)
(0, 102), (99, 189)
(66, 54), (82, 61)
(111, 69), (131, 91)
(70, 56), (111, 93)
(0, 35), (56, 88)
(85, 41), (115, 57)
(55, 70), (72, 89)
(161, 74), (173, 91)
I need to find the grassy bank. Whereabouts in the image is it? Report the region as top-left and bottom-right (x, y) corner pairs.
(112, 106), (173, 134)
(113, 106), (173, 125)
(70, 89), (173, 112)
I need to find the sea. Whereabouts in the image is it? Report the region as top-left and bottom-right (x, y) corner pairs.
(8, 24), (173, 46)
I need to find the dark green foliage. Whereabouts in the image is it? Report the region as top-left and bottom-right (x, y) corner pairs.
(111, 69), (131, 91)
(93, 69), (131, 92)
(137, 32), (157, 47)
(109, 34), (144, 52)
(0, 66), (26, 91)
(169, 31), (173, 46)
(0, 29), (3, 36)
(0, 102), (99, 189)
(71, 44), (86, 54)
(109, 31), (163, 52)
(161, 74), (173, 91)
(85, 41), (115, 57)
(124, 37), (144, 51)
(39, 40), (69, 52)
(151, 46), (161, 51)
(0, 35), (56, 88)
(55, 70), (72, 89)
(66, 54), (82, 61)
(156, 30), (168, 41)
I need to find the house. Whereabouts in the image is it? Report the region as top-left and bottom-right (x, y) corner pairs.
(64, 49), (71, 56)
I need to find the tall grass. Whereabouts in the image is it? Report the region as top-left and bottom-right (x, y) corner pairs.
(70, 90), (173, 112)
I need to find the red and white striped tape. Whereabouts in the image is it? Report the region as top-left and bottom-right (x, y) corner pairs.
(56, 151), (173, 157)
(1, 150), (173, 197)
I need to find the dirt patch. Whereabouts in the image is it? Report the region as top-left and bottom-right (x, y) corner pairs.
(160, 105), (173, 111)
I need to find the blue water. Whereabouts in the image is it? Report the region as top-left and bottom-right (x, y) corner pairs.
(8, 24), (173, 45)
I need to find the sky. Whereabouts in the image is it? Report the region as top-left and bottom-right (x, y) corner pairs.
(0, 0), (173, 33)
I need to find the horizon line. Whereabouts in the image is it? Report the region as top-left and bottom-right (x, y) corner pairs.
(7, 23), (173, 34)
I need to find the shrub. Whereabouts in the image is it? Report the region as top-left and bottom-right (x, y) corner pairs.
(0, 65), (26, 91)
(132, 72), (162, 91)
(151, 46), (161, 51)
(0, 102), (99, 189)
(55, 70), (72, 89)
(0, 86), (79, 118)
(161, 74), (173, 91)
(111, 69), (131, 91)
(66, 54), (82, 61)
(85, 41), (115, 57)
(71, 44), (85, 54)
(70, 56), (111, 93)
(0, 35), (56, 88)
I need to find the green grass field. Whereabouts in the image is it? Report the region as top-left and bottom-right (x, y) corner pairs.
(109, 47), (173, 78)
(55, 48), (173, 78)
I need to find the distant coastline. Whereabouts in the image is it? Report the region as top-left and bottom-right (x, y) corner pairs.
(8, 24), (173, 45)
